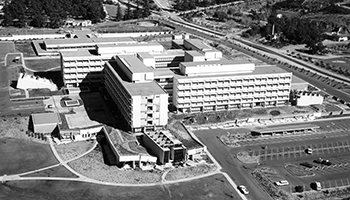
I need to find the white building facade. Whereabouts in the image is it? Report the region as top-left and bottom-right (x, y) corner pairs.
(104, 55), (168, 132)
(173, 62), (292, 113)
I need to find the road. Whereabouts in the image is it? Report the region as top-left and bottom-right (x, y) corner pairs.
(195, 129), (271, 200)
(194, 121), (350, 198)
(160, 18), (350, 103)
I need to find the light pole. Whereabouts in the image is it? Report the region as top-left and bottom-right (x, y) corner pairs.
(272, 13), (283, 37)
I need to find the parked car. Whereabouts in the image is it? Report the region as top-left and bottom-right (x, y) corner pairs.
(275, 180), (289, 186)
(305, 148), (313, 154)
(238, 185), (249, 195)
(311, 181), (322, 190)
(300, 162), (314, 168)
(314, 158), (332, 166)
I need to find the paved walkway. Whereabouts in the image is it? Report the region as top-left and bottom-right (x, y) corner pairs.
(0, 136), (247, 200)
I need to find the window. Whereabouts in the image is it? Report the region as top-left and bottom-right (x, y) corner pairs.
(147, 99), (153, 103)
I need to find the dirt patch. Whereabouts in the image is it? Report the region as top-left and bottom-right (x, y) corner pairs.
(68, 147), (163, 184)
(165, 163), (217, 181)
(54, 140), (95, 161)
(285, 164), (315, 177)
(236, 151), (260, 164)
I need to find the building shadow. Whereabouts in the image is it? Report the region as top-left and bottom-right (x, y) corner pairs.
(96, 131), (117, 166)
(34, 71), (64, 89)
(77, 72), (118, 129)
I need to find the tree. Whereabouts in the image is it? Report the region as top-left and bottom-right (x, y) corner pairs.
(213, 11), (227, 22)
(115, 3), (123, 21)
(142, 0), (151, 18)
(124, 0), (131, 20)
(2, 0), (106, 28)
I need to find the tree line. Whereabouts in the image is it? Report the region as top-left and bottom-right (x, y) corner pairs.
(2, 0), (106, 28)
(115, 0), (152, 21)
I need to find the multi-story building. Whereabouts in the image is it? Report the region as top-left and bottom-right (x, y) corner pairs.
(173, 61), (292, 113)
(137, 49), (185, 68)
(104, 55), (168, 132)
(60, 50), (110, 87)
(60, 42), (170, 87)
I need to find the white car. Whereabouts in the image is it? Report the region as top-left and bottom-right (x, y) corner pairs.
(238, 185), (249, 195)
(275, 180), (289, 186)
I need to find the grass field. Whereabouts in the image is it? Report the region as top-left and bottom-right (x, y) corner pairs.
(24, 58), (61, 72)
(55, 140), (96, 161)
(20, 165), (78, 178)
(0, 138), (59, 175)
(104, 4), (125, 18)
(0, 41), (16, 62)
(15, 42), (36, 57)
(0, 27), (58, 36)
(0, 173), (240, 200)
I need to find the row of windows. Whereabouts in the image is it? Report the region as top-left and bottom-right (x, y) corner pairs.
(177, 76), (291, 86)
(178, 86), (290, 94)
(176, 98), (288, 108)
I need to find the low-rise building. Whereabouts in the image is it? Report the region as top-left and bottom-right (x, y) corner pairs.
(296, 91), (324, 106)
(44, 37), (136, 51)
(31, 113), (61, 134)
(143, 131), (186, 164)
(183, 39), (222, 61)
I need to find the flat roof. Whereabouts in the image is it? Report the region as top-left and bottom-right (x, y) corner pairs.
(185, 39), (212, 51)
(32, 113), (60, 125)
(185, 50), (204, 57)
(145, 131), (181, 148)
(60, 50), (93, 57)
(153, 68), (175, 78)
(150, 49), (185, 58)
(138, 52), (154, 59)
(180, 59), (252, 68)
(292, 75), (308, 84)
(116, 55), (153, 74)
(96, 41), (162, 48)
(252, 124), (320, 134)
(45, 37), (135, 46)
(176, 65), (290, 80)
(107, 61), (166, 96)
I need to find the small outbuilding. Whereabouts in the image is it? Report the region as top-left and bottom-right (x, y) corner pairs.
(31, 113), (60, 134)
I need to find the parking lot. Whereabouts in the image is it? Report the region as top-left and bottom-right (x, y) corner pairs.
(248, 140), (350, 162)
(240, 134), (350, 193)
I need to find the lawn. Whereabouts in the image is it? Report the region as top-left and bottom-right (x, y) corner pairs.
(0, 27), (58, 36)
(24, 58), (61, 72)
(20, 165), (78, 178)
(68, 147), (163, 184)
(0, 138), (59, 175)
(104, 4), (125, 18)
(55, 140), (96, 161)
(15, 42), (36, 57)
(0, 173), (241, 200)
(6, 53), (22, 66)
(0, 41), (15, 61)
